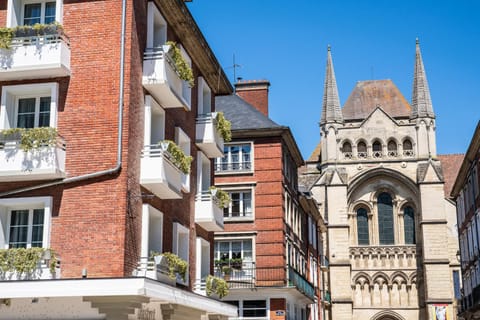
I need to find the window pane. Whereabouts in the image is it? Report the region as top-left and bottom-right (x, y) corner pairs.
(243, 192), (252, 216)
(219, 242), (229, 260)
(357, 142), (367, 153)
(9, 210), (29, 248)
(231, 193), (240, 217)
(231, 241), (242, 259)
(242, 240), (252, 260)
(243, 300), (267, 317)
(45, 2), (56, 24)
(17, 98), (36, 129)
(231, 146), (240, 170)
(24, 3), (42, 25)
(378, 193), (394, 244)
(32, 209), (45, 247)
(357, 208), (369, 245)
(404, 206), (415, 244)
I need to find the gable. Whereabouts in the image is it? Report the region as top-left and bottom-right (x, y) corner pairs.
(360, 107), (398, 131)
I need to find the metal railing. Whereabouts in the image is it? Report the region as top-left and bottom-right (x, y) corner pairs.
(143, 46), (180, 76)
(9, 27), (70, 48)
(288, 266), (316, 300)
(215, 161), (252, 172)
(0, 134), (66, 151)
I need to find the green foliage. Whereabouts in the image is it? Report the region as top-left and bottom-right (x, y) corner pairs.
(165, 41), (195, 87)
(209, 186), (231, 208)
(0, 248), (57, 276)
(0, 127), (58, 152)
(221, 265), (232, 275)
(206, 275), (229, 298)
(159, 140), (193, 174)
(0, 23), (63, 49)
(150, 251), (188, 281)
(215, 112), (232, 142)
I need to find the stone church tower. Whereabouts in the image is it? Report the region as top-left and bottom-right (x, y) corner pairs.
(305, 42), (460, 320)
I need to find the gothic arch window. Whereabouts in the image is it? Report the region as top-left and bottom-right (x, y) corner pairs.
(372, 140), (382, 158)
(378, 193), (394, 245)
(357, 141), (367, 159)
(403, 139), (414, 157)
(387, 140), (397, 157)
(342, 141), (353, 159)
(357, 208), (370, 245)
(403, 206), (415, 244)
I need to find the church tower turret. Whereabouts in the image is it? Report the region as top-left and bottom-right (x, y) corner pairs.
(320, 46), (344, 163)
(411, 39), (437, 158)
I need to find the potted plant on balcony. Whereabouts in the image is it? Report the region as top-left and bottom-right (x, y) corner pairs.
(215, 112), (232, 142)
(165, 41), (194, 87)
(158, 140), (193, 174)
(150, 251), (188, 282)
(209, 186), (230, 208)
(221, 266), (232, 281)
(230, 258), (243, 270)
(206, 275), (229, 299)
(0, 247), (57, 279)
(0, 127), (58, 152)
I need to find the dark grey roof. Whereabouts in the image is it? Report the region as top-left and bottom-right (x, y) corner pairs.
(215, 95), (281, 130)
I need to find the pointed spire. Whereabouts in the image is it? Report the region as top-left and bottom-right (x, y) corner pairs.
(411, 38), (435, 118)
(320, 45), (343, 125)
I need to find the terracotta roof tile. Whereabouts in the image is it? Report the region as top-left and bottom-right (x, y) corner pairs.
(307, 142), (322, 162)
(438, 154), (464, 197)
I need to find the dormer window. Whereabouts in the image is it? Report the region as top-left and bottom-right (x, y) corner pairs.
(342, 141), (352, 159)
(372, 141), (382, 158)
(387, 140), (397, 157)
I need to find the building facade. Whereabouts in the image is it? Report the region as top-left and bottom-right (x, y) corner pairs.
(213, 81), (328, 320)
(451, 121), (480, 320)
(0, 0), (237, 319)
(303, 43), (461, 320)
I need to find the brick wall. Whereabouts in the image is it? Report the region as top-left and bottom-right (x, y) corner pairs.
(235, 80), (270, 116)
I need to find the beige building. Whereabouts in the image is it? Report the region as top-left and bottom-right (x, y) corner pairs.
(302, 42), (461, 320)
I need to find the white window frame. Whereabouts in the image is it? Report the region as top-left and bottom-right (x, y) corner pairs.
(146, 2), (167, 48)
(7, 0), (63, 27)
(0, 83), (58, 130)
(221, 186), (255, 221)
(140, 204), (163, 258)
(175, 127), (191, 192)
(238, 299), (269, 318)
(195, 237), (210, 285)
(197, 77), (212, 115)
(214, 236), (255, 265)
(143, 95), (165, 147)
(172, 222), (189, 284)
(215, 142), (254, 174)
(0, 196), (52, 249)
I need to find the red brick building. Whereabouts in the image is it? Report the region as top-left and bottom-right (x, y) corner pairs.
(0, 0), (237, 319)
(214, 80), (327, 320)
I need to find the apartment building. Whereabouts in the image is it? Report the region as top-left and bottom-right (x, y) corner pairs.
(451, 121), (480, 319)
(0, 0), (237, 319)
(213, 80), (327, 320)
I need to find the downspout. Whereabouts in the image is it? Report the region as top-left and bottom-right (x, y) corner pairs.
(0, 0), (127, 198)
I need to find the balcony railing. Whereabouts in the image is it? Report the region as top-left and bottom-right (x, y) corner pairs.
(142, 46), (191, 110)
(0, 27), (70, 80)
(0, 135), (66, 181)
(195, 191), (224, 231)
(214, 263), (285, 289)
(215, 161), (252, 173)
(0, 249), (60, 281)
(140, 145), (183, 199)
(196, 113), (224, 158)
(133, 256), (187, 286)
(288, 266), (316, 301)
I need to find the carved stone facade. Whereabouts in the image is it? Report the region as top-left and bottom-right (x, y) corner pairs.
(301, 43), (461, 320)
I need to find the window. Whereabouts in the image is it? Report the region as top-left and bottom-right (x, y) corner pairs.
(403, 138), (414, 156)
(378, 193), (394, 245)
(387, 140), (397, 157)
(242, 300), (267, 317)
(197, 77), (212, 115)
(23, 1), (56, 25)
(372, 140), (382, 158)
(342, 141), (352, 159)
(216, 143), (252, 172)
(403, 206), (415, 244)
(0, 83), (58, 130)
(7, 1), (62, 27)
(0, 197), (52, 249)
(357, 208), (369, 245)
(357, 141), (367, 159)
(140, 204), (163, 258)
(172, 222), (189, 264)
(224, 190), (252, 219)
(214, 239), (253, 265)
(175, 127), (191, 192)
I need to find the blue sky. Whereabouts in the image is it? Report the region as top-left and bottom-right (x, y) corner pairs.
(188, 1), (480, 159)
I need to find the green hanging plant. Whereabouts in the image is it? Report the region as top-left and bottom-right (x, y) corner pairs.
(215, 112), (232, 142)
(0, 23), (64, 49)
(0, 27), (14, 49)
(165, 41), (195, 87)
(0, 127), (58, 152)
(158, 140), (192, 174)
(150, 251), (188, 281)
(0, 248), (57, 276)
(209, 186), (231, 208)
(206, 275), (229, 298)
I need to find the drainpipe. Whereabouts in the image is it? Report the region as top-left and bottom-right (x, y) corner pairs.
(0, 0), (127, 198)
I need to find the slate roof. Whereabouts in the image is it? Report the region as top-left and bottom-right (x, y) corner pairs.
(215, 95), (281, 130)
(438, 154), (464, 197)
(342, 80), (411, 120)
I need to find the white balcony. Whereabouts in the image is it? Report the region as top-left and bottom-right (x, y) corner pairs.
(142, 46), (191, 110)
(196, 113), (224, 158)
(0, 29), (70, 81)
(133, 256), (187, 286)
(195, 191), (224, 232)
(0, 137), (66, 182)
(140, 145), (183, 199)
(0, 250), (60, 281)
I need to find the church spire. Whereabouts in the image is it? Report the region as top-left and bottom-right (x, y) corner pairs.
(411, 39), (435, 118)
(320, 45), (343, 125)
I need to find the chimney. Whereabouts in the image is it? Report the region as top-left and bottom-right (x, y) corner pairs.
(235, 80), (270, 116)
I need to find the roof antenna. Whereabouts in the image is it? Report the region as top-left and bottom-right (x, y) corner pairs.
(225, 54), (242, 92)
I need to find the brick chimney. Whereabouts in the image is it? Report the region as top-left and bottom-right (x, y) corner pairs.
(235, 80), (270, 116)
